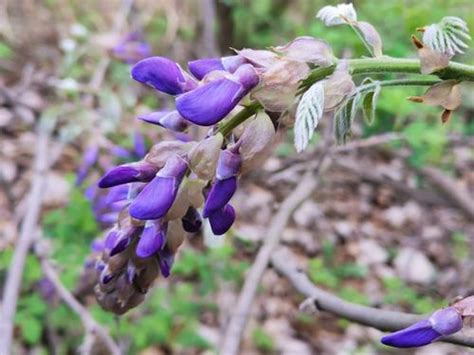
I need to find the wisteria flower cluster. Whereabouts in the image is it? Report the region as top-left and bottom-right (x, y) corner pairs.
(81, 2), (474, 349)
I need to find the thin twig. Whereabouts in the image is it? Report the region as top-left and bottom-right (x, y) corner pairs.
(418, 166), (474, 220)
(0, 128), (50, 352)
(40, 257), (121, 355)
(220, 143), (332, 355)
(271, 247), (474, 348)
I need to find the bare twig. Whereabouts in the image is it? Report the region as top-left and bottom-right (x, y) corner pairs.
(271, 247), (474, 348)
(0, 128), (50, 352)
(200, 0), (219, 57)
(418, 166), (474, 220)
(220, 145), (331, 355)
(40, 257), (121, 355)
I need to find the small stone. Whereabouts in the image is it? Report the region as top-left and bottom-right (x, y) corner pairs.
(394, 248), (436, 285)
(357, 239), (388, 266)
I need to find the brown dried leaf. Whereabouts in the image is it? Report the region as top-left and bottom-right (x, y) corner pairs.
(251, 58), (310, 112)
(423, 80), (461, 110)
(412, 35), (452, 74)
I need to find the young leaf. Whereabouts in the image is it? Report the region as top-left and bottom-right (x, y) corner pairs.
(422, 80), (461, 110)
(294, 81), (325, 152)
(334, 93), (361, 144)
(422, 16), (470, 55)
(362, 81), (381, 125)
(316, 3), (357, 26)
(356, 21), (383, 57)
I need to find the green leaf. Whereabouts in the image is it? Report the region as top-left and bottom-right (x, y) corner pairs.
(0, 42), (13, 59)
(335, 93), (360, 144)
(362, 81), (381, 125)
(16, 316), (42, 345)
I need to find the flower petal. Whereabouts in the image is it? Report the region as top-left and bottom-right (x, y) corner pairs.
(176, 78), (244, 125)
(157, 247), (174, 277)
(129, 176), (177, 220)
(138, 110), (188, 132)
(430, 307), (463, 335)
(216, 149), (241, 180)
(98, 162), (158, 188)
(131, 56), (195, 95)
(208, 204), (236, 235)
(136, 221), (166, 258)
(188, 58), (225, 80)
(203, 177), (237, 217)
(381, 320), (442, 348)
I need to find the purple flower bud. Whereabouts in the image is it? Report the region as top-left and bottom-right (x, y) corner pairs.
(110, 146), (133, 160)
(203, 177), (237, 218)
(100, 266), (115, 284)
(84, 184), (97, 201)
(188, 55), (247, 80)
(138, 110), (188, 132)
(157, 247), (174, 278)
(216, 149), (241, 180)
(131, 56), (197, 95)
(113, 32), (152, 64)
(176, 64), (259, 126)
(105, 229), (120, 249)
(126, 262), (137, 283)
(98, 212), (119, 225)
(110, 235), (131, 256)
(381, 307), (463, 348)
(134, 132), (147, 157)
(136, 220), (166, 258)
(76, 145), (99, 186)
(181, 207), (202, 233)
(98, 162), (158, 188)
(430, 307), (463, 335)
(106, 185), (129, 204)
(208, 204), (235, 235)
(91, 239), (105, 253)
(129, 156), (188, 220)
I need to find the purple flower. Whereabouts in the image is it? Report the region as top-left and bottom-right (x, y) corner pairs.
(109, 226), (139, 256)
(104, 228), (120, 250)
(131, 56), (197, 95)
(129, 155), (188, 220)
(113, 32), (152, 64)
(98, 162), (158, 188)
(134, 132), (147, 157)
(138, 110), (188, 132)
(110, 145), (133, 160)
(208, 204), (235, 235)
(188, 55), (247, 80)
(76, 145), (99, 186)
(176, 64), (259, 126)
(157, 246), (174, 277)
(105, 185), (129, 204)
(381, 307), (463, 348)
(203, 148), (241, 217)
(181, 207), (202, 233)
(136, 220), (166, 258)
(203, 177), (237, 218)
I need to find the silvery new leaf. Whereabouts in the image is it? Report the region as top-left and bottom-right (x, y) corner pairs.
(316, 3), (357, 26)
(422, 16), (471, 55)
(294, 81), (325, 152)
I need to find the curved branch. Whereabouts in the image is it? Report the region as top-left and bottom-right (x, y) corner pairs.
(271, 248), (474, 348)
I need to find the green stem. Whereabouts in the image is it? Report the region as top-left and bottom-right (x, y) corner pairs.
(356, 78), (441, 94)
(217, 101), (262, 136)
(349, 23), (375, 57)
(219, 59), (473, 137)
(302, 58), (474, 90)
